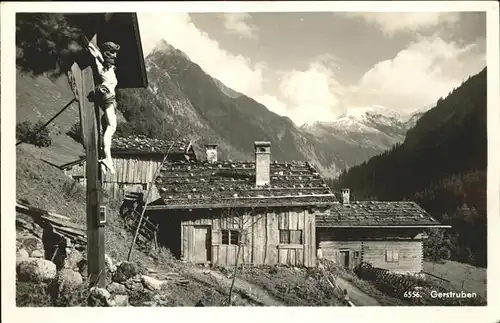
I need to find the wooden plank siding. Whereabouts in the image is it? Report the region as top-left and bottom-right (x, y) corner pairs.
(362, 240), (423, 273)
(318, 241), (363, 270)
(317, 228), (425, 273)
(63, 156), (163, 201)
(175, 207), (319, 267)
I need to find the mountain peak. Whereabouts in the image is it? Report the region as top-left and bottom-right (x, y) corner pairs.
(151, 39), (191, 61)
(343, 105), (401, 120)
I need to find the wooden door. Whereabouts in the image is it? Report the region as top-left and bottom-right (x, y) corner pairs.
(193, 226), (211, 264)
(339, 250), (350, 269)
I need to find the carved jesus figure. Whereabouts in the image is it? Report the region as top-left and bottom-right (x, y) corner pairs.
(87, 41), (120, 175)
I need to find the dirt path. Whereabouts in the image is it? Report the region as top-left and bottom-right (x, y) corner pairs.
(334, 277), (380, 306)
(187, 267), (287, 306)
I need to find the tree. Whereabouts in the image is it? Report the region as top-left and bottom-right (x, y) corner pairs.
(423, 228), (447, 262)
(16, 13), (86, 78)
(218, 200), (266, 306)
(16, 120), (52, 147)
(438, 246), (451, 260)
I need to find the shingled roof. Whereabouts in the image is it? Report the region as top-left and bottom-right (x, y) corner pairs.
(111, 135), (195, 157)
(59, 136), (196, 171)
(147, 160), (337, 209)
(316, 201), (450, 228)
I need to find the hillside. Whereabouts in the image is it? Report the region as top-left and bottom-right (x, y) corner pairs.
(333, 67), (487, 267)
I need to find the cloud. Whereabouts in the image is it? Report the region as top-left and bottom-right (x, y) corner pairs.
(254, 94), (288, 116)
(138, 13), (265, 97)
(348, 34), (486, 115)
(344, 12), (460, 37)
(276, 56), (346, 126)
(221, 13), (259, 39)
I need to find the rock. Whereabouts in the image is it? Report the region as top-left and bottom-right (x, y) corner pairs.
(30, 250), (44, 258)
(107, 282), (127, 295)
(88, 287), (113, 307)
(57, 269), (83, 293)
(16, 258), (57, 283)
(64, 248), (83, 270)
(112, 294), (129, 307)
(141, 275), (165, 291)
(113, 261), (145, 283)
(124, 280), (143, 292)
(105, 254), (117, 273)
(16, 248), (29, 259)
(143, 294), (166, 307)
(19, 237), (44, 255)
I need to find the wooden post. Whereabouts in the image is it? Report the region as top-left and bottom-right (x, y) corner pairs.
(70, 34), (106, 288)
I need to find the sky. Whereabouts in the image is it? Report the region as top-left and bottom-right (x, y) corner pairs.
(137, 11), (486, 127)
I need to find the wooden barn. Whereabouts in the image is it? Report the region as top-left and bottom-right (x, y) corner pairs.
(146, 142), (336, 267)
(316, 189), (451, 274)
(60, 135), (197, 201)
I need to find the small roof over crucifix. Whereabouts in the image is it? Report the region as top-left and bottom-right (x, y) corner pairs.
(67, 12), (148, 89)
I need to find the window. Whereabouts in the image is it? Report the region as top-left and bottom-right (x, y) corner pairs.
(354, 251), (360, 259)
(279, 230), (303, 244)
(221, 229), (240, 245)
(386, 250), (399, 263)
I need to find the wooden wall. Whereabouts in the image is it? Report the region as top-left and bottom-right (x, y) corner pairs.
(319, 240), (362, 270)
(174, 207), (318, 267)
(317, 228), (425, 273)
(362, 240), (423, 273)
(64, 156), (163, 201)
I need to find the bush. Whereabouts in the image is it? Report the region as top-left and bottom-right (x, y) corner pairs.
(439, 246), (452, 260)
(16, 120), (52, 147)
(67, 121), (83, 144)
(16, 280), (90, 307)
(16, 281), (52, 307)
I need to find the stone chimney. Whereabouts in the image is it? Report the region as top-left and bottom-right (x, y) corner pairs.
(342, 188), (350, 204)
(254, 141), (271, 186)
(205, 144), (218, 163)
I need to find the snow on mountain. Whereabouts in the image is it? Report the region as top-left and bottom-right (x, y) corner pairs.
(302, 105), (405, 136)
(299, 105), (421, 172)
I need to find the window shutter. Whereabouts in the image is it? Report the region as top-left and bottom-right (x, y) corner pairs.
(393, 250), (399, 261)
(212, 230), (221, 245)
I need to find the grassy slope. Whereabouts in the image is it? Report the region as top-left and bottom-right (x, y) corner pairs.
(16, 69), (127, 166)
(423, 260), (487, 298)
(16, 69), (84, 165)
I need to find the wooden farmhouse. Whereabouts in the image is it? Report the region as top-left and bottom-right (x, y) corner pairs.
(146, 141), (337, 267)
(316, 189), (451, 274)
(60, 135), (197, 201)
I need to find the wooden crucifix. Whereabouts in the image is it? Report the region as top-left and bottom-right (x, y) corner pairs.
(67, 13), (148, 288)
(69, 34), (107, 287)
